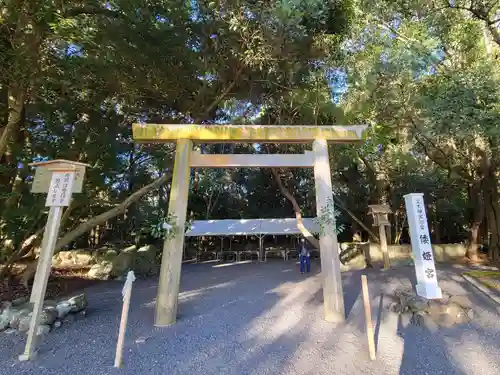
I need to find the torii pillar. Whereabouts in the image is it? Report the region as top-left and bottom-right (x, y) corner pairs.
(313, 139), (345, 322)
(155, 139), (192, 326)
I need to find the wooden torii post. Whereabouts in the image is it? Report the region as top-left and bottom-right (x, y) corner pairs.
(132, 124), (369, 325)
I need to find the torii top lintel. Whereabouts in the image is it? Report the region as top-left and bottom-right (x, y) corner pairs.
(132, 124), (369, 143)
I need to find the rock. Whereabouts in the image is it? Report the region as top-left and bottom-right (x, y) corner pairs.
(18, 314), (32, 332)
(53, 250), (95, 267)
(0, 303), (13, 331)
(390, 289), (475, 328)
(11, 297), (29, 307)
(67, 294), (88, 313)
(44, 300), (57, 308)
(448, 295), (473, 309)
(56, 301), (72, 319)
(394, 288), (414, 299)
(132, 245), (159, 276)
(467, 309), (474, 319)
(3, 303), (63, 333)
(88, 262), (113, 280)
(112, 244), (160, 278)
(99, 249), (119, 263)
(88, 245), (160, 280)
(406, 296), (430, 313)
(8, 308), (30, 330)
(40, 306), (58, 326)
(440, 291), (453, 302)
(53, 320), (62, 329)
(110, 250), (135, 278)
(439, 303), (472, 326)
(15, 301), (34, 312)
(36, 324), (51, 336)
(1, 301), (12, 311)
(389, 289), (430, 317)
(4, 328), (17, 335)
(0, 317), (9, 331)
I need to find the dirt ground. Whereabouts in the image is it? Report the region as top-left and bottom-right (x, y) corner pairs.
(2, 262), (500, 375)
(0, 267), (103, 303)
(0, 253), (496, 304)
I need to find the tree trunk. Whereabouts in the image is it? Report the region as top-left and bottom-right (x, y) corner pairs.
(205, 189), (221, 219)
(331, 195), (380, 243)
(483, 173), (500, 262)
(432, 220), (441, 245)
(485, 196), (500, 262)
(468, 222), (482, 262)
(358, 153), (389, 204)
(0, 86), (25, 161)
(126, 147), (137, 240)
(357, 153), (388, 241)
(467, 181), (484, 261)
(270, 168), (320, 249)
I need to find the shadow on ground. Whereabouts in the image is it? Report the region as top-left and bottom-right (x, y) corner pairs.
(1, 261), (499, 375)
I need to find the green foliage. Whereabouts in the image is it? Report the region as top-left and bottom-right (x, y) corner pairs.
(314, 198), (346, 236)
(149, 213), (193, 241)
(1, 0), (499, 262)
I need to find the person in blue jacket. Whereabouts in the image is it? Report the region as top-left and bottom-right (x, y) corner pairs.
(298, 238), (311, 274)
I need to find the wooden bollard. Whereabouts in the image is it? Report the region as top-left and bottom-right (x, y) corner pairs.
(361, 274), (376, 360)
(114, 271), (136, 368)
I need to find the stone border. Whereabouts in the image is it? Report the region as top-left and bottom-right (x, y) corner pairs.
(462, 274), (500, 306)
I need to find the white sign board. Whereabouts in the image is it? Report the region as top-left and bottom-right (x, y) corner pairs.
(404, 193), (442, 299)
(32, 166), (85, 194)
(45, 171), (76, 207)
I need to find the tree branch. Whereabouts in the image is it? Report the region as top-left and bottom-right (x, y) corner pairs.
(55, 172), (172, 252)
(410, 118), (473, 181)
(64, 6), (122, 19)
(330, 195), (380, 243)
(444, 2), (500, 47)
(270, 167), (320, 249)
(199, 65), (244, 119)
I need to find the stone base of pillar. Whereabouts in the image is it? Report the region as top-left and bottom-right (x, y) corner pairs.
(416, 283), (442, 299)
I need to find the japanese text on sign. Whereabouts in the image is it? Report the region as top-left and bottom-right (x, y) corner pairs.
(403, 193), (442, 299)
(45, 171), (75, 207)
(415, 198), (426, 231)
(425, 268), (435, 279)
(405, 194), (438, 276)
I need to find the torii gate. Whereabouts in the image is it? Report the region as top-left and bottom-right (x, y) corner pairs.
(132, 124), (369, 326)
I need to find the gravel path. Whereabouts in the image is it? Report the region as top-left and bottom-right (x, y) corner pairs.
(1, 261), (499, 375)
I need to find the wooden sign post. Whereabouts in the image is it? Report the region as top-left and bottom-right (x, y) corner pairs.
(368, 205), (392, 269)
(114, 271), (136, 368)
(19, 160), (89, 362)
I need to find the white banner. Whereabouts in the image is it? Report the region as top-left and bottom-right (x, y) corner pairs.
(404, 193), (442, 299)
